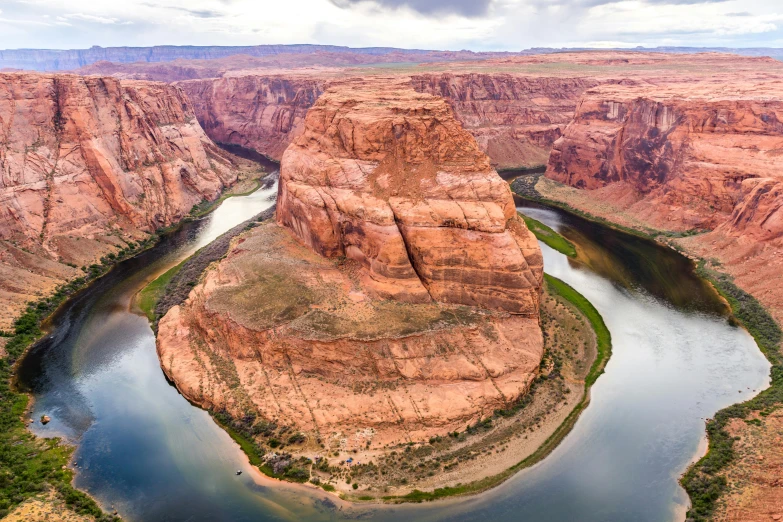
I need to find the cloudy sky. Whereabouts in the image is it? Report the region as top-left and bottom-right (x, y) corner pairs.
(1, 0), (782, 51)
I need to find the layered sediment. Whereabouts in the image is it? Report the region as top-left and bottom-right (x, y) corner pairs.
(0, 73), (242, 328)
(180, 75), (326, 161)
(545, 80), (783, 322)
(411, 74), (597, 170)
(156, 79), (544, 449)
(548, 80), (783, 233)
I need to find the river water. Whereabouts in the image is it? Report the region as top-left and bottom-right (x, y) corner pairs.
(17, 180), (770, 521)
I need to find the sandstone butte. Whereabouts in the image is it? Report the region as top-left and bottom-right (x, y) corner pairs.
(0, 72), (245, 329)
(155, 79), (545, 448)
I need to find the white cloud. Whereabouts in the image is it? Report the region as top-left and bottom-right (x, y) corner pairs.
(0, 0), (780, 50)
(61, 13), (132, 25)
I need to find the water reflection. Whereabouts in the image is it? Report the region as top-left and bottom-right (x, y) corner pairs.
(15, 178), (770, 522)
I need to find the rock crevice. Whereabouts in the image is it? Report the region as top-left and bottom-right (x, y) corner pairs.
(276, 78), (543, 315)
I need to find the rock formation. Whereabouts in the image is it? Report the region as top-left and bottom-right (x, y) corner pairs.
(277, 79), (543, 314)
(548, 80), (783, 232)
(411, 74), (597, 170)
(156, 79), (544, 447)
(180, 75), (326, 161)
(0, 72), (242, 328)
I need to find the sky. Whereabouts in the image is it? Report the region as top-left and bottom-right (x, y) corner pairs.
(1, 0), (783, 51)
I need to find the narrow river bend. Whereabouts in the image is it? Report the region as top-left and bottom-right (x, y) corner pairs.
(17, 178), (770, 521)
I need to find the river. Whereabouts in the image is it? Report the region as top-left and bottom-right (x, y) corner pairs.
(16, 177), (770, 521)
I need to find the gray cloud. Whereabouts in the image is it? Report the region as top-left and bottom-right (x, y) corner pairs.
(140, 3), (223, 18)
(532, 0), (730, 6)
(330, 0), (493, 18)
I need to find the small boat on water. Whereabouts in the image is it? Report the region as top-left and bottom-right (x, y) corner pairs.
(236, 470), (242, 476)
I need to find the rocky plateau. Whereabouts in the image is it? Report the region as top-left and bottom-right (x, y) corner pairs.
(156, 78), (545, 449)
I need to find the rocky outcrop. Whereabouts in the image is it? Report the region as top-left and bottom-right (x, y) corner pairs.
(180, 76), (326, 161)
(179, 72), (594, 172)
(547, 81), (783, 232)
(0, 72), (242, 328)
(411, 74), (598, 170)
(156, 78), (544, 447)
(277, 78), (543, 315)
(157, 223), (544, 447)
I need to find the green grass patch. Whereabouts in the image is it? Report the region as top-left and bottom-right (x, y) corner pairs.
(519, 212), (577, 258)
(137, 258), (188, 321)
(544, 274), (611, 387)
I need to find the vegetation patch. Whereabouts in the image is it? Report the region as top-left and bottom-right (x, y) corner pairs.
(519, 212), (577, 258)
(0, 245), (156, 520)
(680, 261), (783, 521)
(544, 274), (611, 387)
(137, 258), (188, 321)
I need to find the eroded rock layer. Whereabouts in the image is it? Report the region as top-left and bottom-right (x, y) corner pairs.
(547, 80), (783, 233)
(180, 75), (327, 161)
(276, 78), (543, 315)
(157, 224), (544, 447)
(0, 73), (240, 328)
(411, 74), (597, 170)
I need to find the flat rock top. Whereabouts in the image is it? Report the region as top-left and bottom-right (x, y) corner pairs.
(206, 222), (493, 341)
(291, 77), (493, 172)
(584, 76), (783, 102)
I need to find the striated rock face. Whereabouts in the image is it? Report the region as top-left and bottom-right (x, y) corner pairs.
(180, 76), (326, 161)
(411, 73), (598, 170)
(157, 78), (544, 447)
(157, 224), (544, 447)
(548, 81), (783, 232)
(0, 72), (240, 328)
(276, 79), (543, 315)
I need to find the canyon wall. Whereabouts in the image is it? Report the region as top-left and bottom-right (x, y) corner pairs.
(180, 76), (327, 161)
(157, 78), (544, 447)
(0, 72), (241, 328)
(548, 81), (783, 232)
(411, 73), (597, 170)
(542, 78), (783, 328)
(277, 78), (543, 314)
(179, 72), (595, 171)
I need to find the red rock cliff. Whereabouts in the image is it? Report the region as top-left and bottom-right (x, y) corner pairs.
(179, 75), (326, 161)
(0, 73), (240, 328)
(411, 73), (597, 170)
(276, 78), (543, 315)
(547, 81), (783, 232)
